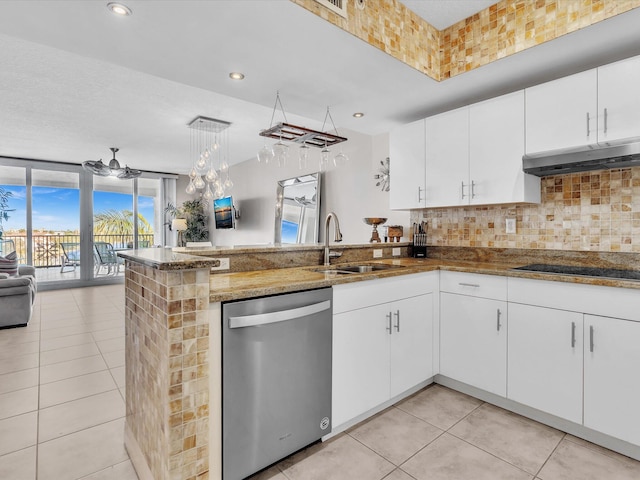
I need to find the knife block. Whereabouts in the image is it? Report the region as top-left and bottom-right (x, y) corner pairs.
(412, 233), (427, 258)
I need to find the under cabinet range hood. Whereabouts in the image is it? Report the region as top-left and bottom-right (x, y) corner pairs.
(522, 142), (640, 177)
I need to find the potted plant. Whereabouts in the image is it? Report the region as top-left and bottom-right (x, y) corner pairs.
(165, 198), (209, 244)
(0, 187), (14, 240)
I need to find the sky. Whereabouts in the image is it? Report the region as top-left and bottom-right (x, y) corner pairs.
(0, 185), (155, 232)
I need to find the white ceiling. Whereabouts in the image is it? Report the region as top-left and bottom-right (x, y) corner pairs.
(0, 1), (639, 175)
(401, 0), (496, 29)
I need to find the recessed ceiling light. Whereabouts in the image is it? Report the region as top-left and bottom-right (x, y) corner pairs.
(107, 2), (133, 16)
(229, 72), (245, 81)
(353, 112), (364, 118)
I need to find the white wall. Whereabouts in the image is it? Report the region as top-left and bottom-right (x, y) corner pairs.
(177, 129), (408, 246)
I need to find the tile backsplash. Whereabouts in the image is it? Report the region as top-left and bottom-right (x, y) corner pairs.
(411, 168), (640, 252)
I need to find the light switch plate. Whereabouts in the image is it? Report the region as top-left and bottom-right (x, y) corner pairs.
(211, 258), (230, 271)
(373, 249), (383, 258)
(392, 247), (401, 256)
(505, 218), (516, 234)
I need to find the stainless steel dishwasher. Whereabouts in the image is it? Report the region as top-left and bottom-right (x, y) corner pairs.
(222, 287), (332, 480)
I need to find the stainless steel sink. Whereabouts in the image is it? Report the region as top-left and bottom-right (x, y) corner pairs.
(314, 263), (405, 275)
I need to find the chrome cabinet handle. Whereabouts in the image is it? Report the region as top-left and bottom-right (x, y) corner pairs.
(586, 112), (590, 137)
(496, 309), (502, 331)
(571, 321), (576, 348)
(458, 282), (480, 288)
(471, 180), (476, 199)
(386, 312), (392, 334)
(417, 186), (424, 203)
(604, 108), (608, 134)
(394, 310), (400, 332)
(589, 325), (594, 353)
(461, 181), (466, 200)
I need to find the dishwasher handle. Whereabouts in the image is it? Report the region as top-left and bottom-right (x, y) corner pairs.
(228, 300), (331, 329)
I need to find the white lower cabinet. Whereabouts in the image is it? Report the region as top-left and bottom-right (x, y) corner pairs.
(584, 314), (640, 446)
(390, 294), (434, 397)
(440, 292), (507, 396)
(507, 277), (640, 451)
(507, 303), (583, 424)
(332, 274), (435, 428)
(332, 302), (391, 427)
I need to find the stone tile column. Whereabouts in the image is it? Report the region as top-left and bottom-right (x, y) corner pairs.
(123, 260), (213, 480)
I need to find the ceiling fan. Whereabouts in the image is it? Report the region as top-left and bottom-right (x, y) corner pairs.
(83, 147), (142, 179)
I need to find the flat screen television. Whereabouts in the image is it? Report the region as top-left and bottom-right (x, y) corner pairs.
(213, 196), (235, 229)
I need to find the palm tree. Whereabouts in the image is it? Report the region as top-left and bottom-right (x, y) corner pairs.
(93, 209), (153, 240)
(0, 187), (14, 239)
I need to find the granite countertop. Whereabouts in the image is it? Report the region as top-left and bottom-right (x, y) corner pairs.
(209, 257), (640, 302)
(117, 247), (220, 270)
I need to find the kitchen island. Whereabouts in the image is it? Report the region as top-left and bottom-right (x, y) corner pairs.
(118, 245), (640, 480)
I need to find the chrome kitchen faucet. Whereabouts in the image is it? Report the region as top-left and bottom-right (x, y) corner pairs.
(324, 212), (343, 266)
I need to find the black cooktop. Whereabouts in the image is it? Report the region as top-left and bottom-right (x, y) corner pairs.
(512, 264), (640, 281)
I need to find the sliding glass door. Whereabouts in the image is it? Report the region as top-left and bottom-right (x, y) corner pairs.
(92, 176), (133, 277)
(0, 157), (175, 289)
(32, 168), (82, 282)
(0, 165), (26, 263)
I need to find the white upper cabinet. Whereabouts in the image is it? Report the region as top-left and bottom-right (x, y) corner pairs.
(525, 69), (597, 155)
(470, 91), (539, 205)
(389, 118), (426, 209)
(525, 54), (640, 155)
(597, 55), (640, 146)
(424, 92), (538, 208)
(425, 107), (469, 208)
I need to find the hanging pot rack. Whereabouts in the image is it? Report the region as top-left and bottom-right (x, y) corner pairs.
(259, 92), (348, 148)
(259, 122), (347, 148)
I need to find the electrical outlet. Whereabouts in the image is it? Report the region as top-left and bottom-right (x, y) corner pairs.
(392, 247), (401, 256)
(373, 249), (383, 258)
(210, 258), (230, 271)
(563, 220), (571, 229)
(505, 218), (516, 234)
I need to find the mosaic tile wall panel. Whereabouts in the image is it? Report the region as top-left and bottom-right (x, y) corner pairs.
(441, 0), (640, 79)
(292, 0), (640, 81)
(410, 167), (640, 252)
(125, 262), (211, 480)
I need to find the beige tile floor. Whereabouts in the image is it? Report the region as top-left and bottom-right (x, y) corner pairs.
(2, 285), (640, 480)
(0, 284), (137, 480)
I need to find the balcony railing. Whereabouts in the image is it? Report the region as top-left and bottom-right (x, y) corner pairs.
(1, 233), (155, 268)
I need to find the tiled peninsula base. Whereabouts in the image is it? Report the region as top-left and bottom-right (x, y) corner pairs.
(123, 260), (215, 480)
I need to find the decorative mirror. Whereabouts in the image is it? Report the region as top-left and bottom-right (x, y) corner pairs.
(274, 173), (321, 244)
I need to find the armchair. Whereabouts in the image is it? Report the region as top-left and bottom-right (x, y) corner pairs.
(0, 265), (37, 328)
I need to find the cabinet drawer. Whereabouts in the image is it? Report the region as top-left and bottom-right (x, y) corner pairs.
(508, 277), (640, 322)
(440, 271), (507, 301)
(333, 272), (437, 314)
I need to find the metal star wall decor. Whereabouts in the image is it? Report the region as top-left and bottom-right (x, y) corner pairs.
(374, 157), (390, 192)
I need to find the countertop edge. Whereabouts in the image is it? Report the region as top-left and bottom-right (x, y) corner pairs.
(209, 258), (640, 303)
(118, 248), (220, 270)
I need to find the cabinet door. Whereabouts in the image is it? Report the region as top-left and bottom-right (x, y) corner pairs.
(440, 293), (507, 396)
(598, 55), (640, 146)
(425, 107), (469, 207)
(470, 91), (539, 205)
(507, 304), (583, 424)
(389, 293), (433, 397)
(525, 69), (597, 154)
(389, 118), (426, 209)
(332, 304), (390, 427)
(584, 315), (640, 446)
